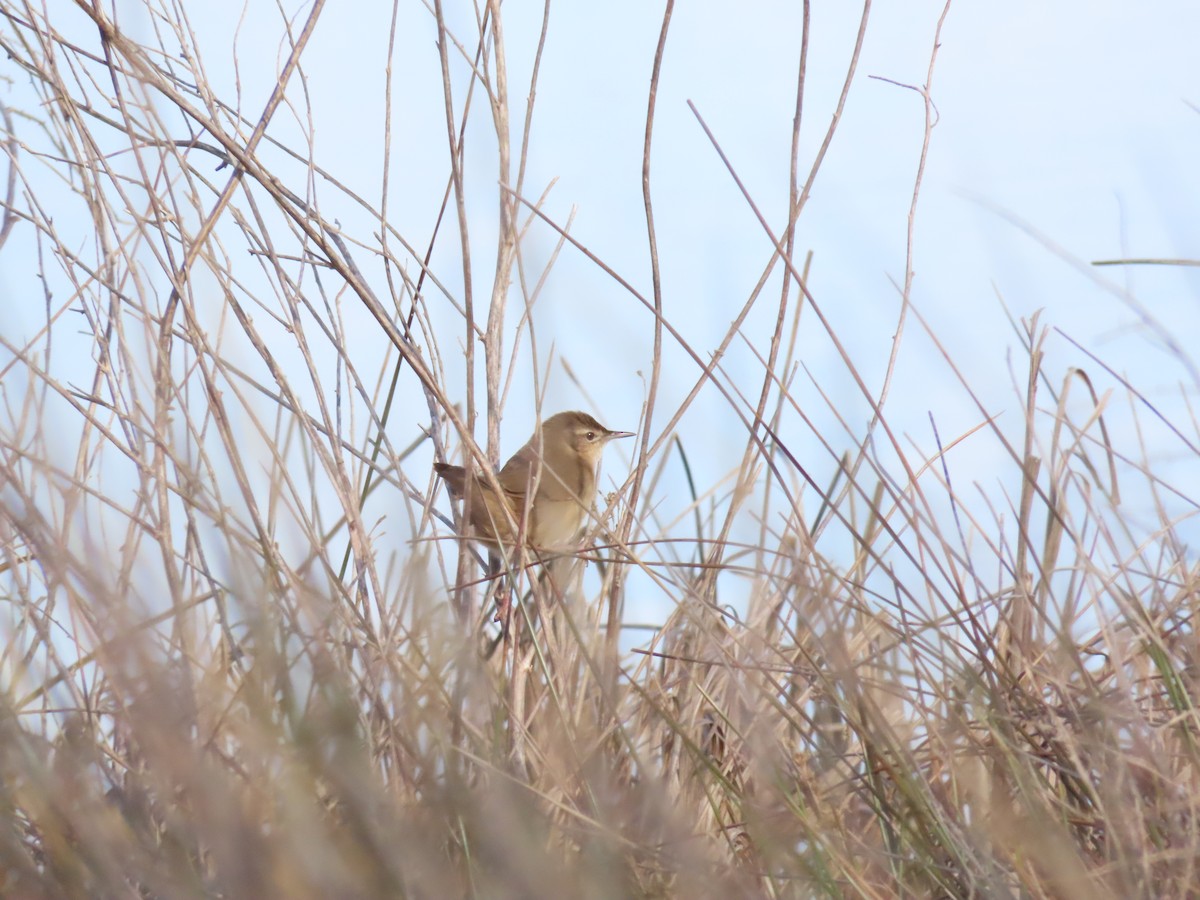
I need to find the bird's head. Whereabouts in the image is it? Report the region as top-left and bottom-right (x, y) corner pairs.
(542, 411), (635, 466)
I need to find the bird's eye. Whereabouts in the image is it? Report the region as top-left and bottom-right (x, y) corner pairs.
(586, 431), (596, 441)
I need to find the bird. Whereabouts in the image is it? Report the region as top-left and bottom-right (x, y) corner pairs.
(434, 410), (634, 551)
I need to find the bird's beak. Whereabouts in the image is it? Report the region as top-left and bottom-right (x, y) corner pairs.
(607, 431), (636, 441)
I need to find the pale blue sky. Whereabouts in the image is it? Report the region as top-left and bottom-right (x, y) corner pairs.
(2, 1), (1198, 631)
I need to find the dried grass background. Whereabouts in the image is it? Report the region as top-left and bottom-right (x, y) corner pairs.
(2, 2), (1199, 898)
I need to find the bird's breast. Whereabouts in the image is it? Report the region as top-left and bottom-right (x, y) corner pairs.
(531, 496), (587, 549)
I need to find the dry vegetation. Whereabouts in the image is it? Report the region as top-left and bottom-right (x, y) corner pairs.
(2, 2), (1199, 898)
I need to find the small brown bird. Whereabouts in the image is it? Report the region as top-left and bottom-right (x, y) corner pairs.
(434, 410), (634, 551)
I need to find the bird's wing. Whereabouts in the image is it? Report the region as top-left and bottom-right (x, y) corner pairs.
(497, 444), (537, 499)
